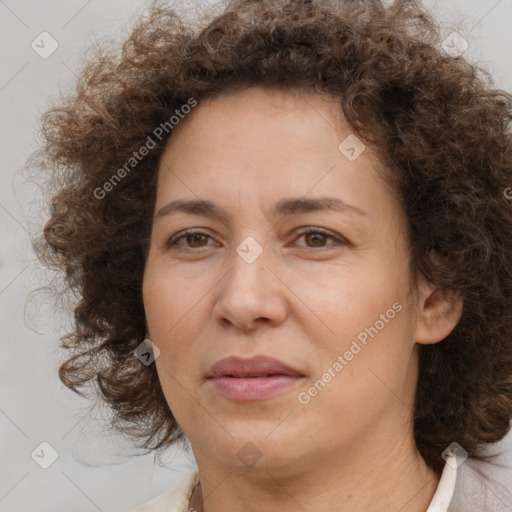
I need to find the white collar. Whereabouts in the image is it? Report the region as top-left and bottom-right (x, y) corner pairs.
(426, 452), (457, 512)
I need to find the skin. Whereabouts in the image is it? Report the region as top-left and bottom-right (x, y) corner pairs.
(142, 86), (463, 512)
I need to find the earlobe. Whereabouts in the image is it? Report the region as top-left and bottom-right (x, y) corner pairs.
(413, 278), (464, 345)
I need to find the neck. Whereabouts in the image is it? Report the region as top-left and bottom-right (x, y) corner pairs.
(189, 436), (440, 512)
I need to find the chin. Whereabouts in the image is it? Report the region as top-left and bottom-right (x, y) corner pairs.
(207, 427), (310, 472)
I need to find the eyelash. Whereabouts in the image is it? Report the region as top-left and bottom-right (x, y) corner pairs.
(165, 227), (346, 251)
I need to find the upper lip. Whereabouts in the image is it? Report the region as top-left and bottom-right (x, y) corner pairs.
(207, 355), (304, 378)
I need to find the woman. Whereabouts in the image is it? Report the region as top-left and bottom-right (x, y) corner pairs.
(32, 0), (512, 510)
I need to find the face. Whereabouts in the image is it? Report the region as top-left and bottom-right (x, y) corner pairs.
(142, 86), (453, 475)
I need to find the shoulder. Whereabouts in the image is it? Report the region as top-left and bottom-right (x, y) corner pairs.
(131, 470), (199, 512)
(449, 455), (512, 512)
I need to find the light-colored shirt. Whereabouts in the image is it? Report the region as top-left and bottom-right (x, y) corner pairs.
(132, 453), (458, 512)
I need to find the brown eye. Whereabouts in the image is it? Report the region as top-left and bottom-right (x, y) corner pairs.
(184, 233), (209, 247)
(166, 230), (214, 249)
(295, 228), (344, 249)
(304, 232), (329, 247)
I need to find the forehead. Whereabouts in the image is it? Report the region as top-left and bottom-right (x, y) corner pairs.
(163, 86), (350, 152)
(154, 86), (397, 224)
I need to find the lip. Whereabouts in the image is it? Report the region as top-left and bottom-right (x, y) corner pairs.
(206, 355), (305, 401)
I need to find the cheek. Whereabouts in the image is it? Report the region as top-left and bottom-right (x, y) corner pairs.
(299, 261), (414, 382)
(299, 307), (415, 427)
(143, 261), (204, 331)
(142, 264), (214, 377)
(291, 261), (403, 330)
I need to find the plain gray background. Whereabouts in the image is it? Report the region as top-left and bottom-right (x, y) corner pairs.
(1, 1), (512, 510)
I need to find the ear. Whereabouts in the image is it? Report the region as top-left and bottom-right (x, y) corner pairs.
(413, 275), (463, 345)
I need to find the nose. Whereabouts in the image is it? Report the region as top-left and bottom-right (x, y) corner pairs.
(212, 241), (288, 332)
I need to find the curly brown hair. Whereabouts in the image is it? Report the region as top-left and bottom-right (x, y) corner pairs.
(30, 0), (512, 474)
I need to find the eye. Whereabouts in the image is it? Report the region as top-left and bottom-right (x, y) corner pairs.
(293, 228), (346, 249)
(165, 229), (216, 249)
(165, 227), (347, 252)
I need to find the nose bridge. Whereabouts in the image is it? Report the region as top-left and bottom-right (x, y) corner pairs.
(228, 233), (271, 298)
(213, 232), (286, 329)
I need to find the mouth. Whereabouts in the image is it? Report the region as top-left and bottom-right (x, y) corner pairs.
(206, 355), (305, 401)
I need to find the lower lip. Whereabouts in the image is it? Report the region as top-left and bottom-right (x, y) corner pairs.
(209, 375), (303, 401)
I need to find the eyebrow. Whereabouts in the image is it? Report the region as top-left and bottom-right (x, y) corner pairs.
(155, 196), (367, 223)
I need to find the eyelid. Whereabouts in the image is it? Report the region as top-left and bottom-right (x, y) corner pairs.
(291, 227), (348, 249)
(294, 227), (343, 241)
(165, 228), (216, 248)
